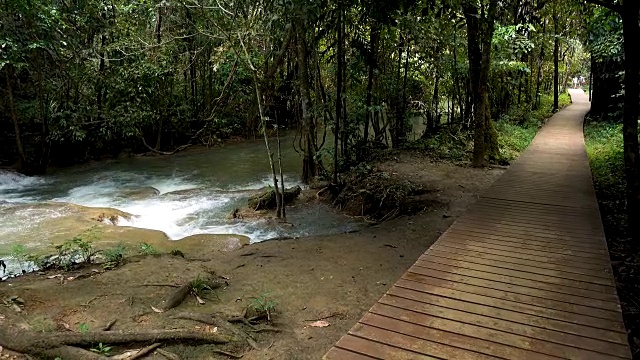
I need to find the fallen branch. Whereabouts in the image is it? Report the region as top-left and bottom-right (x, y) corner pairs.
(42, 346), (106, 360)
(141, 137), (191, 156)
(172, 312), (243, 336)
(248, 326), (281, 333)
(156, 283), (192, 312)
(127, 342), (162, 360)
(0, 329), (231, 354)
(101, 319), (117, 331)
(141, 283), (181, 288)
(212, 349), (244, 359)
(304, 312), (345, 322)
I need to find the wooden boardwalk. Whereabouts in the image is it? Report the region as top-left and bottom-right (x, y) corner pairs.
(324, 90), (631, 360)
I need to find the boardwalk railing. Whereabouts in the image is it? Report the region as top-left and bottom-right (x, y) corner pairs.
(324, 89), (631, 360)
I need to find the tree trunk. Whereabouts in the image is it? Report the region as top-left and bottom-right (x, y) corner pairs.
(294, 22), (318, 184)
(155, 7), (163, 150)
(433, 67), (440, 133)
(534, 21), (546, 109)
(621, 5), (640, 235)
(5, 66), (27, 172)
(364, 22), (379, 144)
(465, 0), (498, 167)
(334, 0), (343, 184)
(240, 39), (283, 217)
(245, 25), (293, 137)
(553, 2), (559, 112)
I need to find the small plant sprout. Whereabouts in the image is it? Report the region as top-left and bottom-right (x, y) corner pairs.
(10, 244), (29, 273)
(138, 242), (158, 255)
(90, 343), (112, 356)
(190, 275), (216, 303)
(250, 292), (278, 322)
(102, 243), (127, 270)
(78, 323), (90, 333)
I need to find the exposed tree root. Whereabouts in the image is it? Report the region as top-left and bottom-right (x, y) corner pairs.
(173, 312), (261, 351)
(156, 283), (192, 311)
(0, 329), (231, 357)
(42, 346), (107, 360)
(212, 349), (244, 359)
(127, 342), (162, 360)
(102, 319), (117, 331)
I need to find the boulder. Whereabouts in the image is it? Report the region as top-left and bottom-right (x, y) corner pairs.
(247, 185), (302, 210)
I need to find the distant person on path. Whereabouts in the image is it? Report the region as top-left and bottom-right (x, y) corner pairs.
(573, 77), (578, 89)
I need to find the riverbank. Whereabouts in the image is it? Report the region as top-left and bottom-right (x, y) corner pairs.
(0, 152), (502, 359)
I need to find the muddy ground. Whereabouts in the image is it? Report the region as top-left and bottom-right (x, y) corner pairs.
(0, 152), (503, 359)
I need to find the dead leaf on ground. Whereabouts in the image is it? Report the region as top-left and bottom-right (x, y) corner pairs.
(308, 320), (330, 327)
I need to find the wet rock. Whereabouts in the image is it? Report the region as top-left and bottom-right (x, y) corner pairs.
(248, 186), (302, 210)
(176, 234), (250, 252)
(118, 186), (160, 200)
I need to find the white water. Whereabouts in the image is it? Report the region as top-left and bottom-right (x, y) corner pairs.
(0, 141), (361, 252)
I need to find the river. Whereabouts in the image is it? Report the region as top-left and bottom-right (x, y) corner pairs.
(0, 138), (363, 274)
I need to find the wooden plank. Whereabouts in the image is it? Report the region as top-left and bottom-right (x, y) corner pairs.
(478, 197), (596, 214)
(386, 285), (627, 344)
(369, 303), (623, 360)
(401, 272), (624, 322)
(349, 323), (499, 360)
(410, 262), (621, 306)
(469, 203), (601, 224)
(416, 256), (615, 294)
(451, 219), (604, 242)
(462, 211), (603, 232)
(359, 312), (562, 360)
(335, 334), (437, 360)
(457, 215), (604, 236)
(443, 229), (610, 257)
(378, 294), (630, 358)
(323, 347), (377, 360)
(394, 277), (624, 332)
(426, 246), (612, 280)
(433, 241), (611, 273)
(449, 222), (604, 245)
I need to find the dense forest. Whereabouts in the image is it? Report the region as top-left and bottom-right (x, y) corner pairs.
(0, 0), (637, 221)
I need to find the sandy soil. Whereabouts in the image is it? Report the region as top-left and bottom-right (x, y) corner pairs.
(0, 152), (503, 360)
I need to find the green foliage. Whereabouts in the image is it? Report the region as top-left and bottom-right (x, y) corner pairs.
(90, 343), (112, 356)
(102, 243), (127, 270)
(138, 242), (158, 256)
(29, 316), (57, 333)
(586, 8), (623, 62)
(250, 292), (278, 321)
(406, 131), (473, 162)
(78, 323), (90, 333)
(494, 92), (572, 163)
(10, 244), (28, 273)
(50, 228), (99, 270)
(584, 120), (626, 237)
(190, 275), (213, 297)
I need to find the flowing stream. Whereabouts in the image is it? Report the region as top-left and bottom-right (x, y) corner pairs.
(0, 138), (362, 274)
